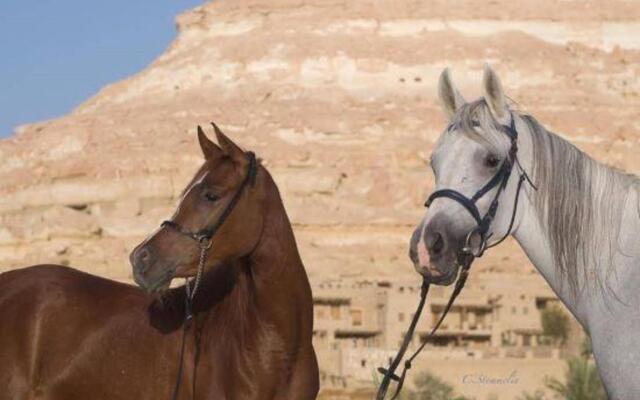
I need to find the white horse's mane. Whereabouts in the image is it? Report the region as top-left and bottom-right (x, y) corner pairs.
(450, 99), (640, 298)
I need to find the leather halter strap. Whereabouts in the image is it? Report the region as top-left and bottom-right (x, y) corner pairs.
(426, 189), (482, 224)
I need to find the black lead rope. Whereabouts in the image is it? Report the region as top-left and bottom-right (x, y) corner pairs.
(171, 292), (193, 400)
(376, 280), (430, 400)
(376, 254), (474, 400)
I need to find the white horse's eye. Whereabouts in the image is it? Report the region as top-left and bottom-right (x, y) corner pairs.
(484, 154), (501, 168)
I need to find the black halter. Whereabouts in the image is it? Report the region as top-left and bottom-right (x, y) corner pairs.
(161, 151), (258, 400)
(376, 114), (536, 400)
(425, 116), (534, 256)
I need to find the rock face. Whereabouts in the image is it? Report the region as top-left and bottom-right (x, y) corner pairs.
(1, 0), (640, 284)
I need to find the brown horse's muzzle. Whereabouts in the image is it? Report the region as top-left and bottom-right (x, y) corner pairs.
(130, 243), (174, 293)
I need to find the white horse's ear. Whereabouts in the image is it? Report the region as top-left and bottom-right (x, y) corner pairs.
(438, 68), (466, 119)
(482, 64), (507, 119)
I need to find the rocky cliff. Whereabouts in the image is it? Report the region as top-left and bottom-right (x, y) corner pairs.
(1, 0), (639, 283)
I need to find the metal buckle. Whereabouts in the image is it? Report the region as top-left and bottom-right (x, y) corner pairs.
(198, 236), (212, 250)
(462, 228), (487, 258)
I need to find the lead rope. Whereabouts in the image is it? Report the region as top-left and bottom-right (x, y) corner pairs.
(376, 254), (473, 400)
(170, 238), (211, 400)
(376, 280), (430, 400)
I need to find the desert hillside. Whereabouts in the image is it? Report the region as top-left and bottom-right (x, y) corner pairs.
(1, 0), (639, 283)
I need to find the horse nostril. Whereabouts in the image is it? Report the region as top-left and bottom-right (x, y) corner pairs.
(432, 233), (444, 254)
(426, 231), (445, 255)
(135, 248), (153, 273)
(139, 248), (151, 262)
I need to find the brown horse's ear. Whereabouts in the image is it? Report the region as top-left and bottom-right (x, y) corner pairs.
(197, 125), (223, 160)
(211, 122), (246, 163)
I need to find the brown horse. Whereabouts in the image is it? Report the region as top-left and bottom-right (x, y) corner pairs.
(0, 125), (319, 399)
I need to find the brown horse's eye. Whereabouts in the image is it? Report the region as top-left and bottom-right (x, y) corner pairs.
(484, 154), (501, 169)
(204, 192), (219, 202)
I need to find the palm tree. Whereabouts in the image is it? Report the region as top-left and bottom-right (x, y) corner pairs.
(541, 305), (569, 345)
(516, 390), (546, 400)
(544, 357), (606, 400)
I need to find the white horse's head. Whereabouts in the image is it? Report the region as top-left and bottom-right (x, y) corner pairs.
(410, 65), (526, 285)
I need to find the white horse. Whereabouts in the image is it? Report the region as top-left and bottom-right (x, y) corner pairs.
(410, 65), (640, 398)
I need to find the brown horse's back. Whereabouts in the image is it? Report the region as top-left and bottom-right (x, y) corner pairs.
(0, 264), (318, 400)
(0, 265), (182, 400)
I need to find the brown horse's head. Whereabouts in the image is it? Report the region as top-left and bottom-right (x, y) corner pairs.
(130, 124), (264, 293)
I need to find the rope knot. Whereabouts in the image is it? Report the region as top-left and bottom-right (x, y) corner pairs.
(404, 360), (412, 370)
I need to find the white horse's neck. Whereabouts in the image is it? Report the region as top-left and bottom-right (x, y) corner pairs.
(510, 122), (640, 398)
(513, 193), (589, 323)
(511, 119), (640, 330)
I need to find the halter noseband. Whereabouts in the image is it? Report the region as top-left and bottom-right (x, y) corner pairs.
(424, 115), (534, 257)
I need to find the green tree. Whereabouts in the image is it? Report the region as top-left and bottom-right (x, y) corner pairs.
(517, 389), (547, 400)
(580, 337), (593, 359)
(406, 371), (471, 400)
(541, 305), (569, 345)
(544, 357), (606, 400)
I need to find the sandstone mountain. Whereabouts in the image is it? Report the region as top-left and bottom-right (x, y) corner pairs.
(1, 0), (639, 285)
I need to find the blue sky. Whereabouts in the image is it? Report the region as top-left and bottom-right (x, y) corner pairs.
(0, 0), (204, 138)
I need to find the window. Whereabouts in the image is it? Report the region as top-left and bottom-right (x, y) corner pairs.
(350, 309), (363, 326)
(331, 305), (341, 320)
(361, 359), (366, 367)
(511, 306), (517, 314)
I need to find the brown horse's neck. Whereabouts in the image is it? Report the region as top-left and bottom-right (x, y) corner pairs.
(250, 170), (306, 285)
(247, 169), (312, 317)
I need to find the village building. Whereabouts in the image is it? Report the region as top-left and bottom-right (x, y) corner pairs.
(311, 274), (565, 388)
